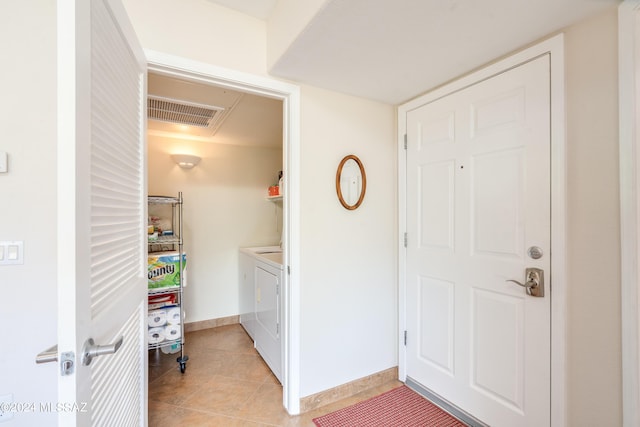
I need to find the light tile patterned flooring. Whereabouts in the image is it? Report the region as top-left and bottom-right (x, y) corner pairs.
(148, 324), (402, 426)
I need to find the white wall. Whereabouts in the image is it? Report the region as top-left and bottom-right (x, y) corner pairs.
(564, 8), (622, 425)
(0, 1), (58, 425)
(147, 135), (283, 322)
(298, 84), (396, 396)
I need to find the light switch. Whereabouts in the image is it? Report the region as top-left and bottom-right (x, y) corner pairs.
(0, 152), (6, 173)
(7, 245), (18, 261)
(0, 241), (23, 265)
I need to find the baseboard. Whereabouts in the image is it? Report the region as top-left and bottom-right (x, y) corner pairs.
(184, 315), (239, 333)
(299, 367), (398, 413)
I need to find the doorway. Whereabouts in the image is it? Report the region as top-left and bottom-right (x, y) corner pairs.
(398, 35), (566, 426)
(146, 51), (301, 414)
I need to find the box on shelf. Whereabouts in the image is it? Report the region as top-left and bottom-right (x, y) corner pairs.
(148, 251), (186, 289)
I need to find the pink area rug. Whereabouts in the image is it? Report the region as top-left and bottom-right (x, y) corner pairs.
(312, 385), (465, 427)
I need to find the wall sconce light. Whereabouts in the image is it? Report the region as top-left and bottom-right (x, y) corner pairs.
(171, 154), (201, 169)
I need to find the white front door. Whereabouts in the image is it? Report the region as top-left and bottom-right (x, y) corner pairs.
(405, 55), (550, 426)
(57, 0), (147, 424)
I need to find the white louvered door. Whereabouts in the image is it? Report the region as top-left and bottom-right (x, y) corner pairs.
(57, 0), (147, 425)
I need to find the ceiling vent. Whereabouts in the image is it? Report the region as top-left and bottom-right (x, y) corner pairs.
(147, 95), (225, 128)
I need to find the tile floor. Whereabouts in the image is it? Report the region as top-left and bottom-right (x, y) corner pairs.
(148, 324), (403, 426)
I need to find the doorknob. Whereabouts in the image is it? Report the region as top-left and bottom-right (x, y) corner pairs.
(506, 268), (544, 297)
(82, 336), (124, 366)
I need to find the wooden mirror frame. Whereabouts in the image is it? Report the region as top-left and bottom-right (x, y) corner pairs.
(336, 154), (367, 210)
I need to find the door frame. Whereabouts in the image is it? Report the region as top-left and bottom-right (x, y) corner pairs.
(397, 34), (567, 426)
(619, 2), (640, 426)
(145, 50), (302, 415)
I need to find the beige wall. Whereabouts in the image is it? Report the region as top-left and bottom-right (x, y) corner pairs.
(564, 7), (621, 425)
(0, 1), (58, 425)
(298, 84), (396, 396)
(123, 0), (268, 76)
(147, 135), (283, 322)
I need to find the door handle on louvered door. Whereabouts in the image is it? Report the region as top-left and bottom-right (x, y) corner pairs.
(506, 268), (545, 297)
(82, 336), (124, 366)
(35, 344), (58, 364)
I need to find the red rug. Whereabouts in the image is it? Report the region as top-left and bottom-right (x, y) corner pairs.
(312, 385), (465, 427)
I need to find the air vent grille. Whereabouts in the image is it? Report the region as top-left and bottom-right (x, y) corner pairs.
(147, 96), (224, 128)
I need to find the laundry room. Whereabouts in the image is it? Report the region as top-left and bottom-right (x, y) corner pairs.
(145, 70), (285, 367)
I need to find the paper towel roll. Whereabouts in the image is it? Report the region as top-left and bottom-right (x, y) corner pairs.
(148, 309), (167, 327)
(163, 324), (181, 341)
(148, 327), (165, 345)
(166, 306), (181, 325)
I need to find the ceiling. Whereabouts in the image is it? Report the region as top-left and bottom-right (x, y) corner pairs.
(147, 73), (283, 148)
(152, 0), (620, 145)
(212, 0), (621, 104)
(203, 0), (277, 20)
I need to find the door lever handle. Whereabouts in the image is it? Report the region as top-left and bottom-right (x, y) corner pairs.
(506, 279), (538, 289)
(506, 268), (544, 297)
(36, 344), (58, 364)
(82, 336), (124, 366)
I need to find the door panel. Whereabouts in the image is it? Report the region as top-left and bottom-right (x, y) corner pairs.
(418, 276), (455, 375)
(470, 88), (525, 137)
(420, 111), (456, 146)
(256, 266), (280, 340)
(419, 161), (455, 250)
(472, 289), (524, 410)
(57, 0), (146, 424)
(472, 148), (524, 258)
(406, 55), (550, 426)
(254, 262), (283, 382)
(90, 306), (145, 425)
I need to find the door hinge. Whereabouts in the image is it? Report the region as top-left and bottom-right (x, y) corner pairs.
(287, 265), (290, 275)
(403, 232), (408, 248)
(404, 134), (407, 150)
(404, 330), (407, 346)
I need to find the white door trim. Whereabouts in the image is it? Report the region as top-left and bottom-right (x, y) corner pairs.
(619, 2), (640, 426)
(144, 50), (302, 415)
(397, 34), (566, 426)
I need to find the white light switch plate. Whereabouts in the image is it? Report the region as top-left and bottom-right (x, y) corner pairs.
(0, 241), (23, 265)
(0, 152), (6, 173)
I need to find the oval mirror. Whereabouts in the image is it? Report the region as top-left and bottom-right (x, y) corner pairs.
(336, 155), (366, 210)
